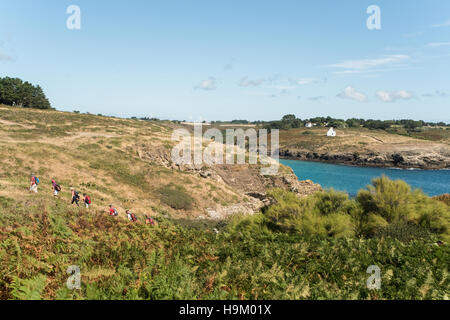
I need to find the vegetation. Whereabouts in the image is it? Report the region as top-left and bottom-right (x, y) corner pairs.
(263, 114), (449, 139)
(0, 176), (448, 300)
(263, 176), (449, 242)
(158, 184), (194, 210)
(0, 106), (448, 300)
(0, 77), (51, 109)
(0, 105), (243, 219)
(433, 194), (450, 207)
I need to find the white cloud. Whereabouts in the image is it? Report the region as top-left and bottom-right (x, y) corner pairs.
(337, 86), (368, 102)
(376, 90), (413, 102)
(327, 55), (410, 73)
(432, 20), (450, 28)
(239, 77), (264, 87)
(195, 77), (217, 91)
(427, 42), (450, 47)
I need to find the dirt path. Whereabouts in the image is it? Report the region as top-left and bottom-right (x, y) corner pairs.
(362, 135), (384, 144)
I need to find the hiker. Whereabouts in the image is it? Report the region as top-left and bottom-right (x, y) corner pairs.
(83, 193), (91, 208)
(52, 179), (61, 196)
(29, 173), (39, 193)
(126, 210), (138, 222)
(145, 215), (156, 226)
(108, 205), (118, 216)
(70, 188), (80, 207)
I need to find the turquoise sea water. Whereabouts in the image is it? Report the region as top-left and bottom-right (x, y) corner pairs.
(280, 159), (450, 197)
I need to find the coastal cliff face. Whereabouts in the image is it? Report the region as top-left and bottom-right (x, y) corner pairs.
(279, 127), (450, 170)
(280, 148), (450, 169)
(137, 143), (322, 219)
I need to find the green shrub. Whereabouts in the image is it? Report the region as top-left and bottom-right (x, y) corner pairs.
(10, 275), (47, 300)
(265, 189), (355, 238)
(355, 176), (450, 240)
(356, 175), (412, 223)
(313, 189), (350, 215)
(158, 184), (194, 210)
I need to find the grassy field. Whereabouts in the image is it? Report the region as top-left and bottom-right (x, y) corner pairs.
(279, 127), (449, 154)
(276, 126), (450, 169)
(0, 105), (253, 220)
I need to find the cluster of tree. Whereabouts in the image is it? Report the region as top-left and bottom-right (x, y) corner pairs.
(262, 114), (449, 131)
(0, 77), (52, 109)
(263, 114), (305, 130)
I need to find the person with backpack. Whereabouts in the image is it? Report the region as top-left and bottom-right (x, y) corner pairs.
(126, 210), (138, 222)
(29, 173), (39, 193)
(108, 205), (118, 216)
(52, 179), (61, 196)
(83, 193), (91, 209)
(70, 188), (80, 207)
(145, 215), (156, 226)
(145, 216), (158, 227)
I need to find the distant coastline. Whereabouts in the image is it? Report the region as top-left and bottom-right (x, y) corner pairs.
(279, 152), (450, 171)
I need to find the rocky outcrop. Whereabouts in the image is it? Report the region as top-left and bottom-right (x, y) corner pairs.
(202, 199), (263, 220)
(433, 194), (450, 206)
(136, 143), (324, 219)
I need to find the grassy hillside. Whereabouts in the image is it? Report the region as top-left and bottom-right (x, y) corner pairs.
(279, 127), (449, 153)
(0, 105), (268, 220)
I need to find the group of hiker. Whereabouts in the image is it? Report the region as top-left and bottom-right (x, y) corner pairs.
(107, 205), (155, 225)
(29, 173), (156, 226)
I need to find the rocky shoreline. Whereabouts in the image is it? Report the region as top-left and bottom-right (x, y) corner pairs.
(280, 149), (450, 170)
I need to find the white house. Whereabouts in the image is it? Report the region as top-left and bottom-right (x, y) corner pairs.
(327, 127), (336, 137)
(305, 122), (313, 128)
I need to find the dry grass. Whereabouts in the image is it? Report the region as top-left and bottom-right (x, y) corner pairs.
(0, 105), (243, 220)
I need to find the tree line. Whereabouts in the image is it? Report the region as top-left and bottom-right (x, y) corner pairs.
(262, 114), (449, 131)
(0, 77), (52, 109)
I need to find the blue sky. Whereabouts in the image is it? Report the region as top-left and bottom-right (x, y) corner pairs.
(0, 0), (449, 122)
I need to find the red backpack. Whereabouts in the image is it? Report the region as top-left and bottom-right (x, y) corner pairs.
(130, 213), (137, 222)
(86, 196), (91, 204)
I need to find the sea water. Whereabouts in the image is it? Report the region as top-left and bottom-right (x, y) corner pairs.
(280, 159), (450, 197)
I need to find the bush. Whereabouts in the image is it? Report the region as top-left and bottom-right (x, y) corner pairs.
(262, 176), (449, 241)
(356, 175), (412, 223)
(264, 189), (355, 238)
(354, 175), (450, 241)
(158, 184), (194, 210)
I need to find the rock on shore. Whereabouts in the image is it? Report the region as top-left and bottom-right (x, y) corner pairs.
(280, 149), (450, 170)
